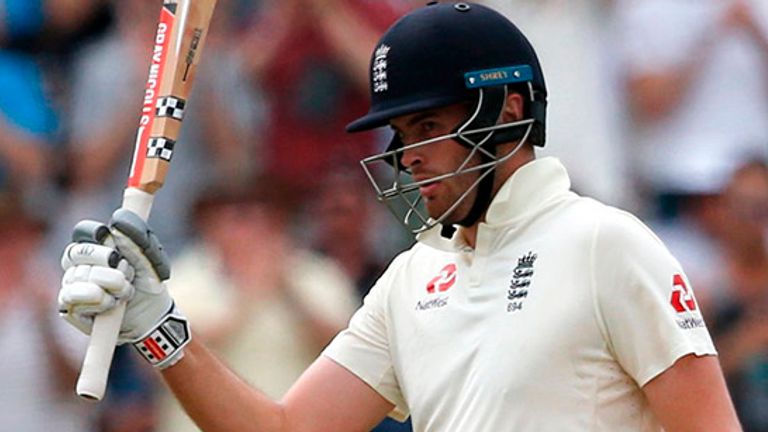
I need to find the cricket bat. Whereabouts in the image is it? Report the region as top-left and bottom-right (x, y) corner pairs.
(76, 0), (217, 401)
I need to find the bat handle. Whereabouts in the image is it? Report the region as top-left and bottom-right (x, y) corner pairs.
(121, 187), (155, 221)
(76, 301), (127, 400)
(76, 188), (155, 401)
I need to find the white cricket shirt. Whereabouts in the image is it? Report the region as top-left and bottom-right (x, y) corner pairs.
(323, 157), (716, 431)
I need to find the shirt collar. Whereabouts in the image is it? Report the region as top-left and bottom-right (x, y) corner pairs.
(417, 157), (572, 252)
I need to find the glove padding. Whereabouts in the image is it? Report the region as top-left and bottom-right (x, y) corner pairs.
(59, 209), (189, 368)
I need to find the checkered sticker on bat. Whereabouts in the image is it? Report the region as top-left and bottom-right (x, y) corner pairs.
(156, 96), (186, 120)
(163, 0), (178, 13)
(147, 137), (175, 161)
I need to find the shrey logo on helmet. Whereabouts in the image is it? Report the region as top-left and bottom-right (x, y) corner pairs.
(347, 2), (549, 236)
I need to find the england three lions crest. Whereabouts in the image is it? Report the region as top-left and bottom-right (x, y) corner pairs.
(508, 251), (537, 313)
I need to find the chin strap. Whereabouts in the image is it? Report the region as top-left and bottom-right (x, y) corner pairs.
(456, 160), (495, 227)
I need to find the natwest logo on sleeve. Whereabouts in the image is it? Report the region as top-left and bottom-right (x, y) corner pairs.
(669, 273), (706, 330)
(426, 263), (457, 293)
(670, 273), (697, 313)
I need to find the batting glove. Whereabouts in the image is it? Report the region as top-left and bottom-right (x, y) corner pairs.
(59, 209), (191, 369)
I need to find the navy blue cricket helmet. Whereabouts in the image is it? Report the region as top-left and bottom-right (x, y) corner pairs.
(352, 2), (550, 235)
(347, 1), (547, 143)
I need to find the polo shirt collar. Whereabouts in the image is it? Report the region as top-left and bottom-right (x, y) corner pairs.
(417, 157), (571, 252)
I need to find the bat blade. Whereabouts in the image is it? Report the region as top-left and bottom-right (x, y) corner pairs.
(76, 0), (218, 402)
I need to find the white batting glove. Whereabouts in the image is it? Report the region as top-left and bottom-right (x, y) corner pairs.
(59, 209), (190, 369)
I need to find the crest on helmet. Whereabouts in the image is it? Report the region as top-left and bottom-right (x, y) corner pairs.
(372, 44), (391, 93)
(349, 3), (549, 236)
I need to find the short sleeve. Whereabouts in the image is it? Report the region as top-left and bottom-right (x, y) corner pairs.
(322, 257), (409, 421)
(592, 210), (717, 386)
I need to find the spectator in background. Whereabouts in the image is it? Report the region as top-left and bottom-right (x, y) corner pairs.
(310, 170), (403, 300)
(0, 0), (62, 217)
(0, 47), (57, 186)
(0, 2), (112, 431)
(710, 160), (768, 432)
(239, 0), (410, 202)
(0, 0), (111, 204)
(615, 0), (768, 311)
(0, 185), (93, 431)
(0, 0), (105, 45)
(480, 0), (629, 207)
(158, 181), (358, 431)
(616, 0), (768, 212)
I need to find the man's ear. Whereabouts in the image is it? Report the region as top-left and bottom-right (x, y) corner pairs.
(502, 93), (525, 122)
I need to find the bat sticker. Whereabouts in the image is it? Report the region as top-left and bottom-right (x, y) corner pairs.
(183, 29), (203, 81)
(128, 7), (175, 187)
(156, 96), (186, 120)
(163, 0), (178, 14)
(147, 137), (176, 161)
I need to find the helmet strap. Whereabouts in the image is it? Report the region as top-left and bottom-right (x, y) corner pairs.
(453, 86), (508, 228)
(455, 159), (495, 227)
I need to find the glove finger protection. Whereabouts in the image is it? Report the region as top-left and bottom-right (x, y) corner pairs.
(108, 209), (190, 368)
(59, 211), (190, 369)
(59, 225), (135, 334)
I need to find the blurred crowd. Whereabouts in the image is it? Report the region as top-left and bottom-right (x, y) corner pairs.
(1, 0), (767, 431)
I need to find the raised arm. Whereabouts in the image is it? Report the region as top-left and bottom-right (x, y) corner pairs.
(723, 0), (768, 63)
(304, 0), (390, 92)
(624, 29), (716, 123)
(162, 339), (392, 432)
(58, 209), (393, 431)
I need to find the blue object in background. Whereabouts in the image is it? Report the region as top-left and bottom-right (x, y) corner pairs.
(2, 0), (45, 38)
(0, 50), (59, 139)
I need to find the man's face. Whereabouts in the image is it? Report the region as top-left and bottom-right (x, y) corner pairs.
(389, 103), (479, 224)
